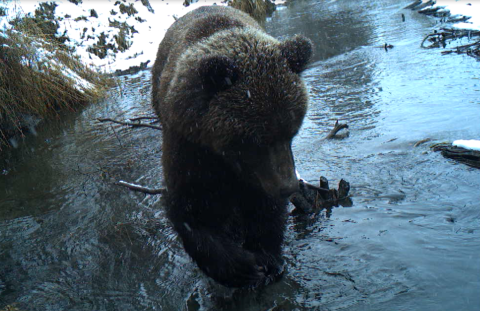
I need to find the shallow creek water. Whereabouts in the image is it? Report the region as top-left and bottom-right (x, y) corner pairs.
(1, 0), (480, 310)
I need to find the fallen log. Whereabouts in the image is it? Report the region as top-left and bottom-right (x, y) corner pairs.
(431, 143), (480, 169)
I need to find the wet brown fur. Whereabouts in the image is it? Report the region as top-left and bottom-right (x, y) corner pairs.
(152, 6), (311, 151)
(151, 5), (312, 288)
(229, 0), (268, 21)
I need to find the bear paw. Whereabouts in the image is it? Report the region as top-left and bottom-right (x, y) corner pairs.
(201, 250), (283, 288)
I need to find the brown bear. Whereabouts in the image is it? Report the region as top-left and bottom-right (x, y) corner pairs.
(152, 5), (312, 288)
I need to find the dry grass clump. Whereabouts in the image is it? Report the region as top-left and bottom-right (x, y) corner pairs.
(0, 20), (111, 147)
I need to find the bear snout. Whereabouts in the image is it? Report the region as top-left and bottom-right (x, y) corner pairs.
(253, 142), (299, 199)
(259, 172), (299, 199)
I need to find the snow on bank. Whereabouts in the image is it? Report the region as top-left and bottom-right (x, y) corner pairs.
(419, 0), (480, 31)
(29, 42), (95, 91)
(10, 0), (227, 73)
(453, 140), (480, 151)
(436, 0), (480, 30)
(5, 0), (477, 74)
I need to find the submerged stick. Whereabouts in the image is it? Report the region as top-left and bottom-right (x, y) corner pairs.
(325, 120), (349, 139)
(97, 118), (162, 130)
(414, 138), (431, 147)
(116, 180), (166, 195)
(129, 116), (160, 122)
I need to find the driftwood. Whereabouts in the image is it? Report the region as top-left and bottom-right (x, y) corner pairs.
(404, 0), (435, 11)
(418, 22), (480, 59)
(404, 0), (480, 59)
(422, 29), (480, 47)
(291, 177), (352, 215)
(431, 143), (480, 169)
(102, 116), (352, 213)
(129, 116), (159, 122)
(441, 39), (480, 59)
(117, 177), (352, 214)
(325, 120), (349, 139)
(414, 138), (431, 147)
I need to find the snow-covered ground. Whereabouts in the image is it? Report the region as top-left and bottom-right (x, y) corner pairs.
(1, 0), (478, 150)
(3, 0), (228, 72)
(3, 0), (477, 73)
(409, 0), (480, 152)
(453, 140), (480, 151)
(431, 0), (480, 31)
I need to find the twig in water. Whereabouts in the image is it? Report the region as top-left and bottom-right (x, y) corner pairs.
(421, 29), (480, 59)
(98, 118), (162, 131)
(325, 120), (349, 139)
(414, 138), (431, 147)
(128, 116), (160, 122)
(110, 124), (124, 147)
(116, 180), (166, 195)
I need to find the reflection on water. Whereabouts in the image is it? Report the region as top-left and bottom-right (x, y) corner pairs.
(1, 0), (480, 310)
(268, 0), (375, 61)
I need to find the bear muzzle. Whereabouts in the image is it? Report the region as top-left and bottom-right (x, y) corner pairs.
(253, 142), (299, 200)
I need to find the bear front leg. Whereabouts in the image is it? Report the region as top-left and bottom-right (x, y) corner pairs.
(171, 218), (272, 288)
(243, 212), (287, 284)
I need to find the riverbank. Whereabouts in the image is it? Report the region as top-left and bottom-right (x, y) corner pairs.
(2, 0), (477, 149)
(0, 0), (282, 149)
(0, 11), (111, 149)
(407, 0), (480, 58)
(416, 0), (480, 30)
(9, 0), (229, 73)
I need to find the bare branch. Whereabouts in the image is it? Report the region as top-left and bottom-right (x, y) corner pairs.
(97, 118), (162, 131)
(421, 29), (480, 59)
(414, 138), (431, 147)
(128, 116), (160, 122)
(301, 180), (330, 194)
(116, 180), (166, 195)
(325, 120), (349, 139)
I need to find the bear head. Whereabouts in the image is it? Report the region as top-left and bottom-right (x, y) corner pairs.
(162, 29), (313, 199)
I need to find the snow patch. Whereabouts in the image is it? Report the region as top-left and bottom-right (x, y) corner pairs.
(453, 140), (480, 151)
(12, 0), (227, 73)
(6, 0), (477, 74)
(429, 0), (480, 30)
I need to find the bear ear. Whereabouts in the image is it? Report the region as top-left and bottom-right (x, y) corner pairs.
(197, 55), (239, 95)
(280, 35), (313, 74)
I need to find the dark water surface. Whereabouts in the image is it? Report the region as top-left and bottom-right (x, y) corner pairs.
(1, 0), (479, 310)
